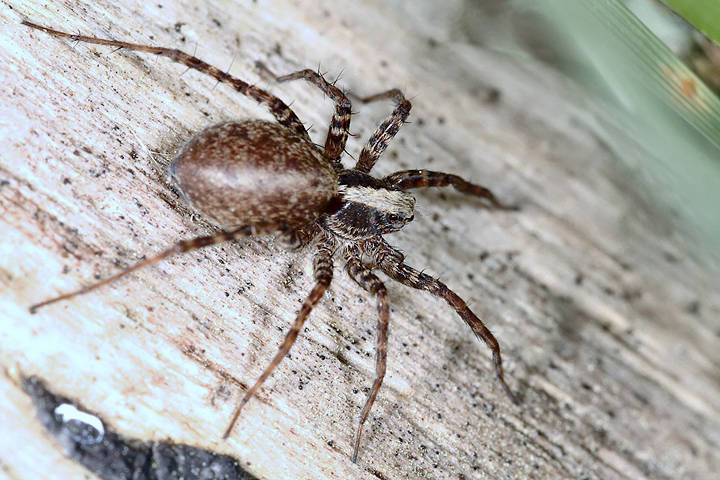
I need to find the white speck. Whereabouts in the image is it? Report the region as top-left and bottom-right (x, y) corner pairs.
(54, 403), (105, 445)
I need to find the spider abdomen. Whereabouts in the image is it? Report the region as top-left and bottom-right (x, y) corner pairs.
(170, 120), (339, 229)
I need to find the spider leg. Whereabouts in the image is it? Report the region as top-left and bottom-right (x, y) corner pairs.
(354, 89), (412, 173)
(22, 21), (310, 141)
(257, 64), (351, 168)
(29, 223), (300, 313)
(278, 223), (321, 251)
(222, 234), (336, 439)
(384, 169), (516, 210)
(364, 238), (517, 404)
(344, 246), (390, 463)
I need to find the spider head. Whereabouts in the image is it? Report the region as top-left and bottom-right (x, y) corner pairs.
(323, 175), (416, 240)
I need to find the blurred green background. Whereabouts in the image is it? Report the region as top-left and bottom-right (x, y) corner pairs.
(465, 0), (720, 266)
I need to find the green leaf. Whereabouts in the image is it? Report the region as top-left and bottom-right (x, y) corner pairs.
(661, 0), (720, 46)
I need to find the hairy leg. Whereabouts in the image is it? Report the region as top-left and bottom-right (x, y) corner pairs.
(363, 237), (517, 403)
(343, 245), (390, 462)
(354, 89), (412, 173)
(222, 234), (336, 439)
(22, 21), (311, 140)
(385, 169), (516, 209)
(30, 222), (300, 313)
(257, 63), (352, 167)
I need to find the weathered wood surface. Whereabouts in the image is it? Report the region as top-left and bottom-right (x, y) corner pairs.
(2, 1), (719, 479)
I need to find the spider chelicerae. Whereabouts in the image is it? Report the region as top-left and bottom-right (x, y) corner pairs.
(24, 20), (517, 462)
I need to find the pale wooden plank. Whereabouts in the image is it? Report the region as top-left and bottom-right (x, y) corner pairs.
(2, 1), (719, 479)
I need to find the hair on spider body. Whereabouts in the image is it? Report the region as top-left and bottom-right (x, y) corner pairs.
(170, 120), (339, 230)
(24, 20), (518, 464)
(324, 171), (417, 239)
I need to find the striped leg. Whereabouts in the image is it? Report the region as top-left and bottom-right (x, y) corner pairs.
(385, 169), (515, 209)
(264, 66), (352, 167)
(22, 21), (311, 141)
(364, 238), (517, 404)
(344, 246), (390, 462)
(222, 234), (336, 439)
(355, 89), (412, 173)
(29, 223), (299, 313)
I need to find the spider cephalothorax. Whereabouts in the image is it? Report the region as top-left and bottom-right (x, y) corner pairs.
(25, 20), (517, 463)
(325, 171), (417, 239)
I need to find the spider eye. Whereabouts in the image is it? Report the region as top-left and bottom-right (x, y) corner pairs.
(385, 212), (414, 226)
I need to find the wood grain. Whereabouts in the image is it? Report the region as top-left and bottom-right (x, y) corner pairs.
(2, 1), (719, 479)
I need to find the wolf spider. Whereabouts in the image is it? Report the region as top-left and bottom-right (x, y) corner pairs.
(24, 20), (517, 462)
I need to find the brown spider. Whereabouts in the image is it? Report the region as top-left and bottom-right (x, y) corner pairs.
(24, 20), (517, 462)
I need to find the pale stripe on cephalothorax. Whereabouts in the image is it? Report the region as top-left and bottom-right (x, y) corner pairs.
(341, 185), (415, 216)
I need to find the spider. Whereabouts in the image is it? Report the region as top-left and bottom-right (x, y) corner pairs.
(24, 20), (517, 462)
